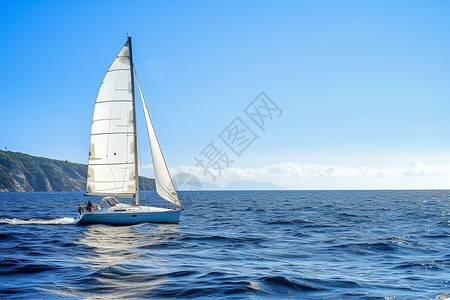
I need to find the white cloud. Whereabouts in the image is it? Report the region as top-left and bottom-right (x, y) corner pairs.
(141, 164), (153, 170)
(168, 161), (450, 190)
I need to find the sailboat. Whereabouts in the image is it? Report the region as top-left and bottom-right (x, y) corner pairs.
(77, 37), (182, 224)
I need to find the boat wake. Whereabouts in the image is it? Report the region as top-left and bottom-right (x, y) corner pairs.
(0, 217), (76, 225)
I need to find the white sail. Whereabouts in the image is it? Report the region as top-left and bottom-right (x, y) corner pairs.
(86, 40), (137, 197)
(135, 70), (181, 207)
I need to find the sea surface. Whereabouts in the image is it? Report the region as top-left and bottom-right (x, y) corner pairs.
(0, 190), (449, 299)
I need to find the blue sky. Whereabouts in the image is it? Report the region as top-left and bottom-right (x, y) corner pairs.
(1, 1), (450, 189)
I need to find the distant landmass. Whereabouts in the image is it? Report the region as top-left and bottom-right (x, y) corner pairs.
(178, 180), (284, 190)
(0, 150), (155, 192)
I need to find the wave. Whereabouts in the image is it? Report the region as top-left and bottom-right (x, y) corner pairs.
(265, 219), (311, 225)
(260, 276), (325, 291)
(0, 217), (76, 225)
(179, 235), (265, 244)
(0, 259), (59, 275)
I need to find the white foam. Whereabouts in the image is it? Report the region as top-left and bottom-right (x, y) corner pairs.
(0, 217), (76, 225)
(434, 292), (450, 300)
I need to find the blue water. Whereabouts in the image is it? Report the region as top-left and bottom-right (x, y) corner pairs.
(0, 190), (449, 299)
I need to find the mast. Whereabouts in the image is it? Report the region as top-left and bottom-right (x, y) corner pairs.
(128, 36), (140, 206)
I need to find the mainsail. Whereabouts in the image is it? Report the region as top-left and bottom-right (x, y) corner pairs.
(86, 40), (137, 197)
(135, 70), (181, 207)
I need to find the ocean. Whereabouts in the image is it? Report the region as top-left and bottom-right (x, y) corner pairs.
(0, 190), (448, 299)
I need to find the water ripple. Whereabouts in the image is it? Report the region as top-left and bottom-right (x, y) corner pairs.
(0, 190), (448, 299)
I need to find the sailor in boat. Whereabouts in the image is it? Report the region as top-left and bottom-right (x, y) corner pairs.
(87, 200), (93, 212)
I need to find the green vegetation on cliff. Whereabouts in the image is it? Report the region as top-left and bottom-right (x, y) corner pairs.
(0, 150), (155, 192)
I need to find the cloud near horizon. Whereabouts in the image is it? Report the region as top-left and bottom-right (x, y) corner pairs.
(152, 160), (450, 190)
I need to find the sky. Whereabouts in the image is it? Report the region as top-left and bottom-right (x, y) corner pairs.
(1, 0), (450, 189)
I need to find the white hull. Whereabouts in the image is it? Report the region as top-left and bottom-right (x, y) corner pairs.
(78, 205), (181, 224)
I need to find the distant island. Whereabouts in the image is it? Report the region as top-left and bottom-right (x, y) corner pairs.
(0, 150), (155, 192)
(193, 180), (284, 190)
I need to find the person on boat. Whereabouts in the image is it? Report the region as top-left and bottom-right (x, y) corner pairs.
(87, 200), (93, 212)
